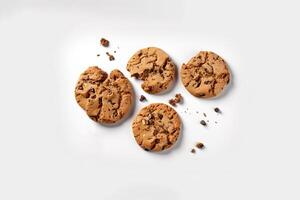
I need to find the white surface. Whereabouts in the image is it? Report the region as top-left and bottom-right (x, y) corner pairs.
(0, 0), (299, 199)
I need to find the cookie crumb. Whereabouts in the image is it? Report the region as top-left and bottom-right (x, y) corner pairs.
(169, 93), (183, 106)
(203, 113), (207, 117)
(106, 52), (115, 61)
(139, 95), (147, 102)
(174, 93), (183, 103)
(169, 99), (176, 106)
(114, 50), (116, 53)
(200, 120), (207, 126)
(196, 142), (204, 149)
(191, 148), (196, 154)
(96, 54), (100, 57)
(100, 38), (109, 47)
(214, 107), (221, 113)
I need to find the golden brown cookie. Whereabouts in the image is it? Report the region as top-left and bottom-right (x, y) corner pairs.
(181, 51), (230, 98)
(75, 66), (133, 124)
(126, 47), (176, 94)
(132, 103), (181, 152)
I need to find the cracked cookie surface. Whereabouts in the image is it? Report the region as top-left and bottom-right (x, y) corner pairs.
(127, 47), (176, 94)
(132, 103), (181, 152)
(75, 66), (133, 124)
(181, 51), (230, 98)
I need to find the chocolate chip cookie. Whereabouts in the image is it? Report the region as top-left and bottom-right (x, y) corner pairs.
(126, 47), (176, 94)
(132, 103), (181, 152)
(181, 51), (230, 98)
(75, 66), (133, 124)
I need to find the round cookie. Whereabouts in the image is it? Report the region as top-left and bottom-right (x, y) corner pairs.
(132, 103), (181, 152)
(126, 47), (176, 94)
(181, 51), (230, 98)
(75, 66), (133, 124)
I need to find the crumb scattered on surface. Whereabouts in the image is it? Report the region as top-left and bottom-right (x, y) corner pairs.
(96, 54), (100, 57)
(191, 148), (196, 154)
(169, 93), (183, 106)
(175, 93), (183, 103)
(114, 50), (116, 53)
(169, 99), (176, 106)
(203, 113), (207, 117)
(215, 121), (218, 124)
(196, 111), (199, 114)
(139, 95), (147, 102)
(214, 107), (221, 113)
(200, 120), (207, 126)
(106, 52), (115, 61)
(196, 142), (204, 149)
(100, 38), (109, 47)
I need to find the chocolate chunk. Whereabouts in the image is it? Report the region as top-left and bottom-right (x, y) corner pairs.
(200, 120), (207, 126)
(191, 148), (196, 154)
(100, 38), (109, 47)
(195, 142), (204, 149)
(158, 113), (163, 119)
(139, 95), (147, 102)
(214, 107), (221, 113)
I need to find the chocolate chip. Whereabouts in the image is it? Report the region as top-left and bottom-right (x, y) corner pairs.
(158, 113), (163, 119)
(139, 95), (147, 102)
(196, 142), (204, 149)
(200, 120), (207, 126)
(100, 38), (109, 47)
(214, 107), (221, 113)
(191, 148), (196, 154)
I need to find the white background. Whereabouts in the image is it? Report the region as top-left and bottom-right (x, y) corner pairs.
(0, 0), (299, 199)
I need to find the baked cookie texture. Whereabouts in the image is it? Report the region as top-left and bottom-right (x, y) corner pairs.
(181, 51), (230, 98)
(75, 66), (133, 124)
(132, 103), (181, 152)
(126, 47), (176, 94)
